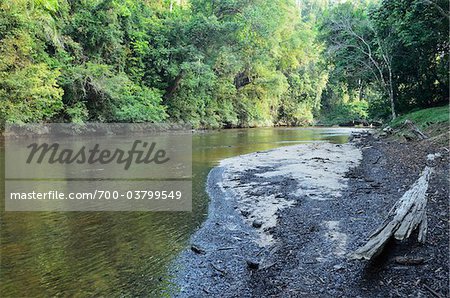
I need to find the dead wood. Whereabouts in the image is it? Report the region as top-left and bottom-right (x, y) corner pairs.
(423, 284), (444, 298)
(349, 166), (432, 260)
(402, 119), (428, 140)
(372, 156), (382, 164)
(191, 244), (206, 254)
(394, 256), (424, 265)
(211, 263), (227, 275)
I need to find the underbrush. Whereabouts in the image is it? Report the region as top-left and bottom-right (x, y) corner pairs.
(390, 105), (449, 129)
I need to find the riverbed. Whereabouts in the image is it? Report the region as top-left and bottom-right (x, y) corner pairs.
(0, 127), (357, 296)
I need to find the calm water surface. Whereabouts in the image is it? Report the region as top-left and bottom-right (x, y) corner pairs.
(0, 127), (355, 297)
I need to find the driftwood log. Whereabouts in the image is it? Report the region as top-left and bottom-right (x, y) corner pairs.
(349, 166), (433, 260)
(403, 119), (428, 140)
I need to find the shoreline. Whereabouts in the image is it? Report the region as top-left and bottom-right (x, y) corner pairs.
(169, 132), (449, 297)
(169, 141), (363, 296)
(0, 124), (366, 139)
(170, 166), (262, 296)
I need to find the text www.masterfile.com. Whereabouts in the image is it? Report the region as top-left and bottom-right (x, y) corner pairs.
(9, 190), (184, 201)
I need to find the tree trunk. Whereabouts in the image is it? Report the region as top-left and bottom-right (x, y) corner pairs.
(388, 68), (396, 119)
(349, 166), (432, 260)
(358, 79), (364, 101)
(164, 73), (183, 101)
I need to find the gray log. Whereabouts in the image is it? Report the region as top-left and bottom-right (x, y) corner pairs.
(403, 119), (428, 140)
(349, 166), (432, 260)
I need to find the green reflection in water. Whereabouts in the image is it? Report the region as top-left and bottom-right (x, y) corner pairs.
(0, 127), (352, 297)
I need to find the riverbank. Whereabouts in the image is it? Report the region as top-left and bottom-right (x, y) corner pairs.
(170, 126), (448, 297)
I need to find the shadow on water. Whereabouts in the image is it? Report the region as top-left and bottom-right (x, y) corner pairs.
(0, 127), (357, 296)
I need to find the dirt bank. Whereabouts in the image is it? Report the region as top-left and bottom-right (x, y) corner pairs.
(170, 131), (449, 297)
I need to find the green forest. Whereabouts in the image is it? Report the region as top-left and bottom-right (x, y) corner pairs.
(0, 0), (448, 128)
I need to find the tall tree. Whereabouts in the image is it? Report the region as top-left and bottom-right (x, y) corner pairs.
(322, 3), (397, 119)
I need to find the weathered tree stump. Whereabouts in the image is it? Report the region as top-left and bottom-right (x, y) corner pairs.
(402, 119), (428, 140)
(349, 166), (432, 260)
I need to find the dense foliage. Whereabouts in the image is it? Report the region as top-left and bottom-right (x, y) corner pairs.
(0, 0), (448, 127)
(320, 0), (449, 121)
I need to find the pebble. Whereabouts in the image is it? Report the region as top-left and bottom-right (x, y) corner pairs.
(252, 219), (263, 228)
(246, 259), (260, 270)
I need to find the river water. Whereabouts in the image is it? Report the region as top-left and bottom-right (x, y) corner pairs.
(0, 127), (355, 297)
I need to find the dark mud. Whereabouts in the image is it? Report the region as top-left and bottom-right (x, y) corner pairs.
(170, 134), (449, 297)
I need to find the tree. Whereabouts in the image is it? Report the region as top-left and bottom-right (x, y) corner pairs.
(0, 0), (64, 124)
(2, 0), (445, 128)
(322, 3), (397, 119)
(371, 0), (449, 112)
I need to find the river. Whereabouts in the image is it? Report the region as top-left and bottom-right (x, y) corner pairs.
(0, 127), (355, 297)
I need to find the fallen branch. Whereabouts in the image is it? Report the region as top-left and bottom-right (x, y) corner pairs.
(210, 263), (227, 275)
(394, 256), (424, 265)
(423, 284), (444, 298)
(216, 247), (237, 251)
(191, 244), (206, 254)
(349, 166), (432, 260)
(372, 156), (382, 164)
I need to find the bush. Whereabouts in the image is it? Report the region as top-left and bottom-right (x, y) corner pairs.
(320, 101), (368, 126)
(0, 64), (64, 124)
(60, 63), (167, 122)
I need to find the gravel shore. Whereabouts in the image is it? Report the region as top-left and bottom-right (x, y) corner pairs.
(170, 133), (449, 297)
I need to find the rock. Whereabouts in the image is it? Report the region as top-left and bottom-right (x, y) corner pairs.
(427, 153), (442, 161)
(371, 120), (383, 127)
(370, 182), (382, 188)
(333, 264), (344, 271)
(191, 244), (206, 254)
(240, 210), (250, 217)
(383, 126), (393, 134)
(252, 219), (263, 228)
(246, 259), (260, 270)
